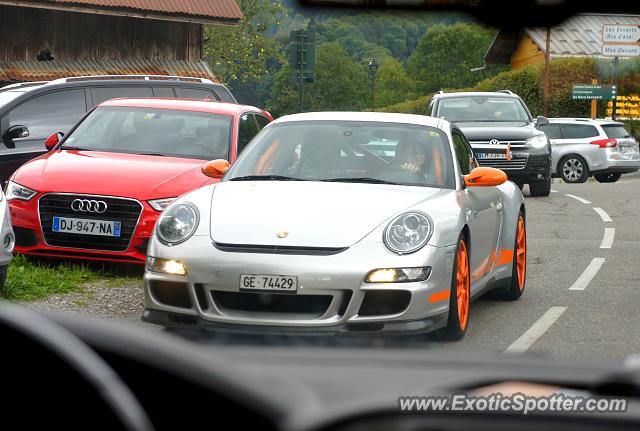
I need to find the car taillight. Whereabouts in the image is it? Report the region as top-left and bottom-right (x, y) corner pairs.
(590, 138), (617, 148)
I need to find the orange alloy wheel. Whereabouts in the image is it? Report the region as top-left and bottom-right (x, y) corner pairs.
(516, 215), (526, 290)
(456, 240), (470, 331)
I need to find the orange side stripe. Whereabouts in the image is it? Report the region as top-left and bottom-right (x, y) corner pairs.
(428, 289), (450, 303)
(496, 249), (514, 266)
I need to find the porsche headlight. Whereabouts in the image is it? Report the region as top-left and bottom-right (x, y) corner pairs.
(5, 181), (37, 201)
(527, 134), (548, 149)
(384, 212), (432, 254)
(156, 203), (199, 245)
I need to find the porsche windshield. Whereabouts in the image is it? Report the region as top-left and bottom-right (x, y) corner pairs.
(227, 121), (456, 188)
(437, 96), (531, 122)
(61, 106), (233, 160)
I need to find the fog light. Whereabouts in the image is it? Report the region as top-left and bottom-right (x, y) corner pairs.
(365, 267), (431, 283)
(146, 257), (187, 276)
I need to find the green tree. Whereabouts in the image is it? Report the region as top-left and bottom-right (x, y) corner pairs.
(407, 23), (502, 93)
(203, 0), (286, 84)
(267, 42), (369, 116)
(375, 58), (418, 108)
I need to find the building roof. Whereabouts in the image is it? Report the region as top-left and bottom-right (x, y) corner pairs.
(486, 14), (640, 64)
(10, 0), (242, 24)
(0, 59), (218, 82)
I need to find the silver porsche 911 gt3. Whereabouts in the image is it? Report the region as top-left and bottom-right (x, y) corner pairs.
(142, 112), (526, 339)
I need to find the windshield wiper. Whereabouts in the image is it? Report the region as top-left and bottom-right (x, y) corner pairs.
(137, 152), (168, 157)
(322, 177), (398, 185)
(60, 146), (92, 151)
(230, 175), (305, 181)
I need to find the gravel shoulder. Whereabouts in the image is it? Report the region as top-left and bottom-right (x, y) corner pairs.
(26, 279), (154, 329)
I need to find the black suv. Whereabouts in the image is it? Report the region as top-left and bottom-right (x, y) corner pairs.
(0, 75), (236, 182)
(429, 91), (552, 197)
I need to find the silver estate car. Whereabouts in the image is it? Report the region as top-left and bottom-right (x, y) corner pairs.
(0, 187), (14, 291)
(539, 118), (640, 183)
(142, 112), (526, 339)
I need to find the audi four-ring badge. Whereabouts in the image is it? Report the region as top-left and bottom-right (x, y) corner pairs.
(71, 199), (108, 213)
(5, 98), (272, 263)
(142, 112), (527, 339)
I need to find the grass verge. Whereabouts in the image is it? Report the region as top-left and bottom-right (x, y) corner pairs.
(1, 254), (143, 301)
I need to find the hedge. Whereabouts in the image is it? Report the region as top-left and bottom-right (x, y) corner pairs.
(380, 57), (640, 120)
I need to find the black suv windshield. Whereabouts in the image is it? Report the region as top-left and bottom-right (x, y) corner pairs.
(437, 96), (531, 122)
(61, 106), (233, 160)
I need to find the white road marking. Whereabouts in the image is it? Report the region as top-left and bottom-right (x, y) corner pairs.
(505, 307), (567, 353)
(600, 228), (615, 249)
(593, 207), (612, 222)
(569, 258), (606, 291)
(564, 194), (591, 204)
(550, 189), (558, 193)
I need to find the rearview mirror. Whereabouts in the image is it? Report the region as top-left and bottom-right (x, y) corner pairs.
(44, 132), (64, 150)
(202, 159), (230, 179)
(464, 167), (507, 187)
(3, 125), (29, 141)
(535, 116), (549, 127)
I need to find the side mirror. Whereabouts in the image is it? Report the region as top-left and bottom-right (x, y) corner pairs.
(44, 132), (64, 151)
(464, 167), (508, 187)
(3, 125), (29, 141)
(202, 159), (230, 179)
(535, 116), (549, 127)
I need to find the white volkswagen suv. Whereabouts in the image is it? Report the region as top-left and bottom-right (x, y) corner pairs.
(539, 118), (640, 183)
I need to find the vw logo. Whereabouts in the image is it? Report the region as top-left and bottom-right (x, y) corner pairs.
(489, 139), (501, 145)
(71, 199), (108, 213)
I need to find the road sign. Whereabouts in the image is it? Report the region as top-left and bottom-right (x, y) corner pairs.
(602, 24), (640, 43)
(289, 30), (316, 112)
(572, 84), (617, 100)
(602, 24), (640, 57)
(288, 42), (316, 70)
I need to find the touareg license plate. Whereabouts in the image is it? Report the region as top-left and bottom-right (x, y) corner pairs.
(240, 274), (298, 292)
(476, 152), (512, 160)
(52, 216), (121, 237)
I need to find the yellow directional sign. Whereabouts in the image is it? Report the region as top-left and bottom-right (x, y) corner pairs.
(607, 94), (640, 118)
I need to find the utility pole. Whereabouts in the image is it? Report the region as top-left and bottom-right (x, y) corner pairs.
(543, 27), (551, 117)
(612, 56), (619, 120)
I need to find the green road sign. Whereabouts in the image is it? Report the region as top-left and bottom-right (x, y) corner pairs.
(572, 84), (617, 100)
(290, 72), (316, 85)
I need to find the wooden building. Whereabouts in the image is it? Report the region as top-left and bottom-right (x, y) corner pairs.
(0, 0), (242, 83)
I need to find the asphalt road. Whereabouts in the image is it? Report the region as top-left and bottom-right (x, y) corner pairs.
(173, 172), (640, 361)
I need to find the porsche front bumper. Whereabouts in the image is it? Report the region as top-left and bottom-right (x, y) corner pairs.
(143, 237), (457, 334)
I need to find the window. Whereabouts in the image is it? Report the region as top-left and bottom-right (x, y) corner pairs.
(601, 124), (631, 139)
(255, 114), (270, 129)
(452, 132), (475, 175)
(228, 121), (455, 189)
(91, 87), (153, 106)
(175, 88), (218, 101)
(6, 89), (86, 139)
(437, 96), (530, 122)
(61, 106), (233, 161)
(153, 87), (175, 98)
(237, 113), (261, 155)
(538, 123), (562, 139)
(559, 124), (599, 139)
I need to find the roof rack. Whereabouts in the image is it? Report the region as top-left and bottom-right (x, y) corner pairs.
(0, 81), (49, 92)
(47, 75), (214, 85)
(496, 89), (515, 95)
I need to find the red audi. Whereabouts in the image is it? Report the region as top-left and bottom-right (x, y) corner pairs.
(5, 98), (272, 263)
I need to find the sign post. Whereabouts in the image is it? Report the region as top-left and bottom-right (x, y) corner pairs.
(289, 30), (316, 113)
(602, 24), (640, 119)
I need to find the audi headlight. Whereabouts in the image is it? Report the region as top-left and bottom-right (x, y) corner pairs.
(384, 212), (432, 254)
(5, 181), (37, 201)
(156, 203), (199, 245)
(148, 197), (176, 212)
(527, 134), (548, 149)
